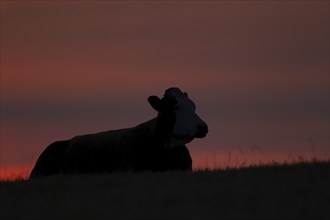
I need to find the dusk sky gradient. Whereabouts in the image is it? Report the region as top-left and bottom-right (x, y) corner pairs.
(1, 1), (329, 178)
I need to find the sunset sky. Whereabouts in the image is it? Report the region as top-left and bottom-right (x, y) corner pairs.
(1, 1), (329, 178)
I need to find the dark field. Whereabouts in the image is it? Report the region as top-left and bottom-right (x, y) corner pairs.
(1, 162), (329, 220)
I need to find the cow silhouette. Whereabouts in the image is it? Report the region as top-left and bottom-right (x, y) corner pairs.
(30, 87), (208, 178)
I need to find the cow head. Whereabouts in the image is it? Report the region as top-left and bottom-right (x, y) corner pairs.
(148, 87), (208, 147)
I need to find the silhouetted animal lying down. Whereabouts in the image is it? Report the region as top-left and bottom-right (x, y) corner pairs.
(30, 87), (208, 178)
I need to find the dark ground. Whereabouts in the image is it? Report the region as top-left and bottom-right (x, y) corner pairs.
(1, 161), (329, 220)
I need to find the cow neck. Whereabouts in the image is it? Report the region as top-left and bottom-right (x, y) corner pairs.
(154, 112), (175, 145)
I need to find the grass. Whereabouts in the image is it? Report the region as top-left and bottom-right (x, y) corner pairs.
(0, 161), (329, 220)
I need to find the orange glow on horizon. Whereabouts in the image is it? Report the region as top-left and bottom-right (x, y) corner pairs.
(0, 165), (32, 181)
(1, 151), (328, 181)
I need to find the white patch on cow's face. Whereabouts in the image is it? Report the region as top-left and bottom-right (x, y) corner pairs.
(166, 88), (208, 147)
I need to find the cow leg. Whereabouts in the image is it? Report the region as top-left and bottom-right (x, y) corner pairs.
(167, 145), (192, 171)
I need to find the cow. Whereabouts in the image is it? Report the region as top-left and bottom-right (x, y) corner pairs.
(29, 87), (208, 178)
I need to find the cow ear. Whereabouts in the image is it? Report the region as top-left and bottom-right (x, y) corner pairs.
(148, 96), (162, 111)
(184, 92), (188, 97)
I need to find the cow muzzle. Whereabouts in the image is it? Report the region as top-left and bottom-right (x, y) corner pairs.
(196, 123), (208, 138)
